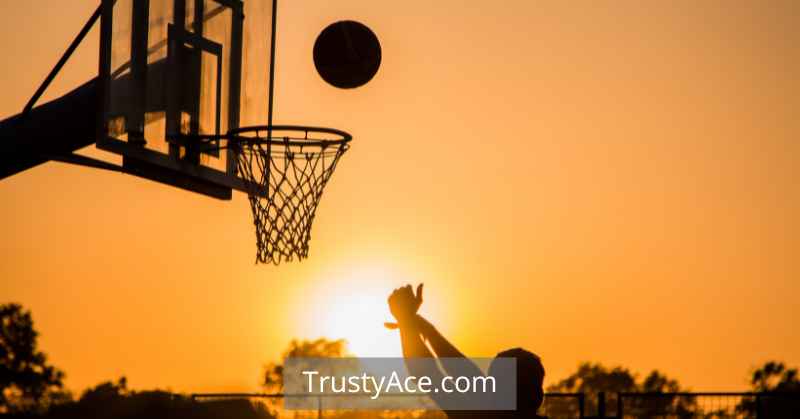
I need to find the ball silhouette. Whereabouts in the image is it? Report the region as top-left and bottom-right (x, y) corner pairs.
(313, 21), (381, 89)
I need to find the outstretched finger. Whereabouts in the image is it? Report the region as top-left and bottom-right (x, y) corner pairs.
(384, 322), (399, 330)
(416, 283), (424, 303)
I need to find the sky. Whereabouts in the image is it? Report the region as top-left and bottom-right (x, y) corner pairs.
(0, 0), (798, 395)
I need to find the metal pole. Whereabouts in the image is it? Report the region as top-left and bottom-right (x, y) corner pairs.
(598, 392), (606, 418)
(266, 0), (278, 190)
(267, 0), (278, 131)
(23, 5), (102, 116)
(617, 393), (623, 419)
(755, 393), (761, 419)
(578, 393), (585, 419)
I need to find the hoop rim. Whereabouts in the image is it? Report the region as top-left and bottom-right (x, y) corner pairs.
(230, 125), (351, 148)
(169, 125), (351, 154)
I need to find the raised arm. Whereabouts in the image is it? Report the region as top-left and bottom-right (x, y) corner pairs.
(415, 315), (466, 358)
(415, 314), (483, 380)
(388, 285), (445, 383)
(387, 285), (483, 380)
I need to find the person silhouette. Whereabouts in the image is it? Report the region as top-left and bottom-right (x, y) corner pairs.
(386, 284), (546, 418)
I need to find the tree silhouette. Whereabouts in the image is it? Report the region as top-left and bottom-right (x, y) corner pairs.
(263, 338), (347, 392)
(77, 377), (128, 405)
(546, 362), (693, 417)
(737, 361), (800, 417)
(548, 363), (638, 395)
(750, 361), (800, 393)
(0, 303), (66, 413)
(14, 376), (275, 419)
(260, 339), (351, 418)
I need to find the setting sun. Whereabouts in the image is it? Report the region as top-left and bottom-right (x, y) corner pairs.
(318, 293), (400, 357)
(294, 265), (414, 357)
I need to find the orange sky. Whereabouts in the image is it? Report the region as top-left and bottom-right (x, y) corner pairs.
(1, 0), (798, 395)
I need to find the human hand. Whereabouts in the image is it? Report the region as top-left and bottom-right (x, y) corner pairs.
(385, 284), (423, 329)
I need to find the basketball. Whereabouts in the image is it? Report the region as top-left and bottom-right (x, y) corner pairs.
(313, 20), (381, 89)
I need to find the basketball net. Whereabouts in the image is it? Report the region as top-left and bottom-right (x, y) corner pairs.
(233, 132), (349, 264)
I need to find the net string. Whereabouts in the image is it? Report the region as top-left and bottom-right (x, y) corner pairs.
(234, 138), (348, 264)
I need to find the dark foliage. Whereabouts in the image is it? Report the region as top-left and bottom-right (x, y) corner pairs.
(545, 363), (692, 417)
(737, 361), (800, 418)
(0, 304), (65, 413)
(2, 377), (274, 419)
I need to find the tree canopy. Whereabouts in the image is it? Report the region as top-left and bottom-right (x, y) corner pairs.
(737, 361), (800, 417)
(263, 338), (348, 391)
(0, 303), (66, 413)
(546, 362), (690, 417)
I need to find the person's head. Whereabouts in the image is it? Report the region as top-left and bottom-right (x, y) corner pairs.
(489, 348), (545, 414)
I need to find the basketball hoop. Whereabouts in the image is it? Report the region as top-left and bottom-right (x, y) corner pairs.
(223, 125), (351, 264)
(84, 0), (379, 265)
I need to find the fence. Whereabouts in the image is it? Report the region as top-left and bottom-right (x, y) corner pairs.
(191, 392), (799, 418)
(617, 392), (799, 419)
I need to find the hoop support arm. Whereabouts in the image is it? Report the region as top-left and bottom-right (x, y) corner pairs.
(22, 5), (102, 116)
(44, 152), (126, 174)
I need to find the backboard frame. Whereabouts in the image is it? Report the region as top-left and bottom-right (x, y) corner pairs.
(96, 0), (256, 200)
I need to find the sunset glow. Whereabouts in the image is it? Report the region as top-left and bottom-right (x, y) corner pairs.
(295, 265), (407, 358)
(0, 0), (798, 398)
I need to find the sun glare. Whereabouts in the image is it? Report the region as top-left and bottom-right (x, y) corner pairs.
(321, 294), (401, 357)
(296, 265), (411, 357)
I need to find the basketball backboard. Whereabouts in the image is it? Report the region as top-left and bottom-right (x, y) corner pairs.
(97, 0), (272, 199)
